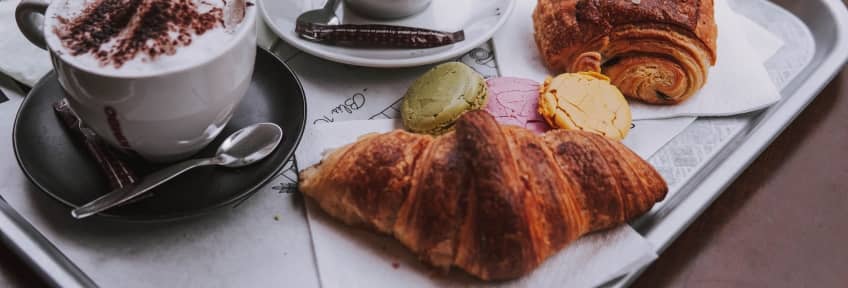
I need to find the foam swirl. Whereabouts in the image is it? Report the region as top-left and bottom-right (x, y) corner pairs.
(52, 0), (248, 68)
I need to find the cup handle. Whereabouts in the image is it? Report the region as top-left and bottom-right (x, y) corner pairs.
(15, 0), (50, 50)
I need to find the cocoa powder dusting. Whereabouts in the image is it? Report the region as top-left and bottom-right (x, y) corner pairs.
(54, 0), (244, 68)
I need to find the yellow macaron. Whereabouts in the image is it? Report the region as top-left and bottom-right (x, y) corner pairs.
(538, 72), (632, 141)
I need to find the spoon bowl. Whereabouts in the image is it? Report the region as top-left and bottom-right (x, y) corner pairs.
(216, 123), (284, 167)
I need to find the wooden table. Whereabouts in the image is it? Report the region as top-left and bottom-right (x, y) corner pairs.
(2, 65), (848, 288)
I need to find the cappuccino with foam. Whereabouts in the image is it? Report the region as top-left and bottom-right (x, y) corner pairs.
(45, 0), (250, 76)
(17, 0), (258, 162)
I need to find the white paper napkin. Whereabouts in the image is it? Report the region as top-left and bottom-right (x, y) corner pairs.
(736, 10), (784, 65)
(293, 116), (711, 288)
(0, 0), (51, 86)
(306, 199), (655, 288)
(492, 0), (783, 120)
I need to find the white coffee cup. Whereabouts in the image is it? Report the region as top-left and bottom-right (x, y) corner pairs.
(344, 0), (432, 19)
(16, 0), (257, 163)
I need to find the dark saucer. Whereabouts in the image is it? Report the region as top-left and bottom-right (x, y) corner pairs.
(12, 48), (307, 222)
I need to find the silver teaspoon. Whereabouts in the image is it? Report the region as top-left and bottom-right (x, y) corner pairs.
(296, 0), (341, 26)
(71, 123), (284, 219)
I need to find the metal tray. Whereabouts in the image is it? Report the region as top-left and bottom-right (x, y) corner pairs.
(0, 0), (846, 287)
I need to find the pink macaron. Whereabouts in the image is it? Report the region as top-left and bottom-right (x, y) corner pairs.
(484, 77), (550, 134)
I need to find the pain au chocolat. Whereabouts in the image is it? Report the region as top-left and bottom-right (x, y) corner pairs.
(533, 0), (718, 105)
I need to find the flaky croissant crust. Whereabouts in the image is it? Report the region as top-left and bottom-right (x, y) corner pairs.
(299, 111), (667, 280)
(533, 0), (718, 104)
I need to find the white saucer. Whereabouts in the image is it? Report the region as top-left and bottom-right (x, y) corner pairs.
(260, 0), (515, 68)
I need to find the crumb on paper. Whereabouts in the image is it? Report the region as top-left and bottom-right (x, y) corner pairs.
(274, 215), (280, 221)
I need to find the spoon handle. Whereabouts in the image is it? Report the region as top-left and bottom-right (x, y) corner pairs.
(322, 0), (340, 12)
(71, 158), (216, 219)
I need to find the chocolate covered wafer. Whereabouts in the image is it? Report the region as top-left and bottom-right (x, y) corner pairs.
(296, 23), (464, 49)
(54, 99), (138, 190)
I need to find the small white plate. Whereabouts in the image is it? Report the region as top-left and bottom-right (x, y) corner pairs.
(260, 0), (515, 68)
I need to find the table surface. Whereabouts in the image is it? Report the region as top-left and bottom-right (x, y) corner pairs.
(2, 45), (848, 288)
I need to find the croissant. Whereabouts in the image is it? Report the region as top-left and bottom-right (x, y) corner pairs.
(299, 111), (667, 280)
(533, 0), (718, 104)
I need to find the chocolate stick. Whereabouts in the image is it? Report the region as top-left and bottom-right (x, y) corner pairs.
(53, 99), (138, 190)
(296, 22), (465, 49)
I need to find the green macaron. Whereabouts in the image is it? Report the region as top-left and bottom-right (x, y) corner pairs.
(401, 62), (488, 135)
